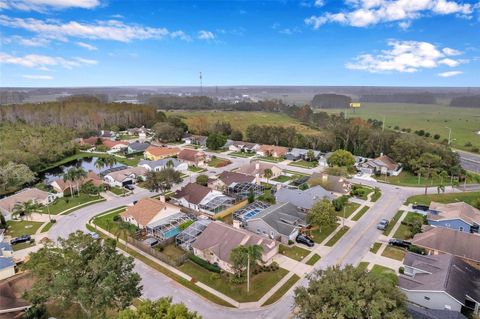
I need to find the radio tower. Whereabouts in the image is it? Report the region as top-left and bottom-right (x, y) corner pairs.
(199, 72), (203, 95)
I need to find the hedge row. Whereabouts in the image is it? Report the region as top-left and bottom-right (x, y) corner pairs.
(188, 255), (221, 273)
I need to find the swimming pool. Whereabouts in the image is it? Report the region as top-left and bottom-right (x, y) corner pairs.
(164, 227), (181, 239)
(242, 208), (263, 221)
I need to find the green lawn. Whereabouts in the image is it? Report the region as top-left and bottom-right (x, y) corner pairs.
(188, 166), (206, 173)
(259, 156), (284, 163)
(12, 240), (36, 251)
(41, 193), (103, 215)
(358, 261), (369, 271)
(178, 261), (289, 303)
(370, 242), (382, 254)
(207, 157), (231, 168)
(370, 264), (397, 285)
(381, 246), (406, 261)
(309, 223), (338, 244)
(351, 185), (374, 200)
(93, 208), (138, 236)
(336, 202), (361, 219)
(159, 244), (186, 260)
(109, 186), (127, 196)
(41, 221), (55, 233)
(383, 211), (404, 236)
(393, 212), (425, 240)
(6, 220), (44, 237)
(351, 206), (370, 221)
(282, 170), (309, 177)
(370, 190), (382, 202)
(305, 254), (321, 266)
(279, 244), (311, 262)
(406, 191), (480, 206)
(325, 226), (350, 247)
(377, 170), (457, 187)
(262, 274), (300, 306)
(288, 160), (318, 168)
(272, 175), (292, 183)
(229, 151), (255, 158)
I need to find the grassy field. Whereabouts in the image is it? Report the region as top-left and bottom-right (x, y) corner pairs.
(323, 103), (480, 150)
(279, 244), (311, 261)
(167, 110), (319, 135)
(406, 191), (480, 206)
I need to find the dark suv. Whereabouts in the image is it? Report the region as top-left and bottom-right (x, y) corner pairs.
(10, 234), (31, 245)
(389, 239), (411, 248)
(296, 234), (315, 247)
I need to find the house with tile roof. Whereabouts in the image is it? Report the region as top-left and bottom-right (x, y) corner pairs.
(101, 139), (129, 152)
(256, 145), (288, 158)
(427, 202), (480, 233)
(191, 221), (278, 273)
(359, 154), (402, 176)
(0, 188), (55, 220)
(177, 149), (206, 167)
(144, 146), (180, 161)
(399, 252), (480, 315)
(50, 171), (104, 196)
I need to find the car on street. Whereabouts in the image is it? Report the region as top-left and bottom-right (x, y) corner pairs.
(376, 219), (389, 230)
(296, 234), (315, 247)
(124, 184), (135, 191)
(389, 239), (411, 248)
(10, 234), (31, 245)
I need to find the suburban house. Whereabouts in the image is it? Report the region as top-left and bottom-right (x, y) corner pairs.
(236, 161), (282, 183)
(127, 142), (150, 155)
(103, 166), (147, 187)
(50, 171), (104, 196)
(0, 188), (55, 220)
(285, 148), (321, 161)
(138, 158), (188, 172)
(0, 242), (15, 280)
(191, 221), (279, 273)
(101, 140), (129, 153)
(127, 127), (148, 140)
(183, 135), (207, 148)
(228, 141), (259, 153)
(79, 136), (100, 147)
(177, 149), (206, 167)
(408, 304), (467, 319)
(411, 226), (480, 263)
(172, 183), (234, 215)
(99, 130), (117, 140)
(398, 252), (480, 315)
(208, 171), (255, 191)
(426, 202), (480, 233)
(307, 172), (351, 194)
(245, 202), (308, 244)
(256, 145), (288, 158)
(359, 154), (402, 176)
(275, 185), (335, 210)
(144, 146), (180, 161)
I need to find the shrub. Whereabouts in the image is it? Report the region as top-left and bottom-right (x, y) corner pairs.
(465, 142), (473, 147)
(288, 240), (294, 245)
(399, 267), (405, 274)
(50, 219), (56, 223)
(113, 215), (121, 222)
(408, 245), (426, 255)
(188, 255), (221, 273)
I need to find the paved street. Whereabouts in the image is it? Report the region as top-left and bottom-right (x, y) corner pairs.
(455, 149), (480, 173)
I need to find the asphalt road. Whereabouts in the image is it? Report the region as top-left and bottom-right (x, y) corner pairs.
(455, 149), (480, 173)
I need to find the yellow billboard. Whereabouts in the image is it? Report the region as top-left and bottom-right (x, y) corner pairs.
(350, 102), (361, 108)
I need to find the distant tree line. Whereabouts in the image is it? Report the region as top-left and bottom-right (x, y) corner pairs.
(450, 95), (480, 108)
(310, 94), (352, 109)
(0, 91), (28, 104)
(359, 93), (436, 104)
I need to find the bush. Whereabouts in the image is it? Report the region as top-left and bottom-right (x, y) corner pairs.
(408, 245), (426, 255)
(50, 219), (56, 223)
(399, 267), (405, 274)
(113, 215), (121, 222)
(230, 275), (246, 284)
(332, 195), (349, 212)
(465, 142), (473, 147)
(288, 240), (294, 245)
(189, 255), (221, 273)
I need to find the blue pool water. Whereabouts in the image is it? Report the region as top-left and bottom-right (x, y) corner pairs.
(242, 209), (262, 220)
(164, 227), (181, 239)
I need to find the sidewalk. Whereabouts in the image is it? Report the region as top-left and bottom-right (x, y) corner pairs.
(364, 252), (403, 272)
(376, 211), (408, 256)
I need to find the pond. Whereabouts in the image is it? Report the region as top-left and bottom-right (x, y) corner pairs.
(40, 156), (124, 184)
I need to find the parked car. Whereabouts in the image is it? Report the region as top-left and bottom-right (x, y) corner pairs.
(124, 184), (135, 191)
(389, 239), (412, 248)
(296, 234), (315, 247)
(376, 219), (389, 230)
(87, 232), (100, 240)
(10, 234), (31, 245)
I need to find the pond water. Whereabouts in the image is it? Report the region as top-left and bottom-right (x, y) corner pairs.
(40, 157), (123, 184)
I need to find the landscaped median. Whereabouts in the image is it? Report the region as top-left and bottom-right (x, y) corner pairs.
(351, 206), (370, 221)
(325, 226), (350, 247)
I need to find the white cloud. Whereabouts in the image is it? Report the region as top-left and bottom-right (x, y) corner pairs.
(198, 30), (215, 40)
(305, 0), (474, 29)
(0, 0), (99, 11)
(437, 70), (462, 77)
(279, 27), (302, 35)
(21, 74), (53, 80)
(76, 41), (97, 50)
(0, 52), (97, 70)
(346, 40), (465, 73)
(0, 15), (189, 43)
(314, 0), (325, 7)
(2, 35), (50, 46)
(442, 47), (462, 56)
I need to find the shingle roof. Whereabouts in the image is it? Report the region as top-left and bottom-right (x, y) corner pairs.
(101, 139), (128, 149)
(106, 166), (147, 183)
(138, 158), (183, 170)
(128, 142), (150, 152)
(173, 183), (212, 205)
(364, 155), (399, 171)
(236, 161), (279, 176)
(287, 148), (320, 157)
(249, 202), (307, 236)
(275, 185), (334, 210)
(408, 304), (467, 319)
(145, 146), (180, 157)
(121, 197), (179, 227)
(178, 149), (205, 162)
(0, 188), (50, 214)
(428, 201), (480, 226)
(308, 173), (351, 194)
(218, 171), (255, 186)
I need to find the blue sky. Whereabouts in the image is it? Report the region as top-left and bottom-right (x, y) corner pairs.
(0, 0), (479, 87)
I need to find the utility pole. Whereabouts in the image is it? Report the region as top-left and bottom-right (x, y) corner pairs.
(247, 254), (250, 293)
(445, 126), (452, 145)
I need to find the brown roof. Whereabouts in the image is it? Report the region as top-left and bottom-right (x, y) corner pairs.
(429, 201), (480, 225)
(0, 281), (30, 312)
(236, 161), (279, 177)
(101, 139), (128, 149)
(121, 197), (178, 227)
(191, 221), (278, 264)
(173, 183), (212, 205)
(0, 188), (50, 213)
(376, 155), (399, 170)
(412, 227), (480, 263)
(178, 149), (205, 162)
(308, 173), (351, 194)
(145, 146), (180, 157)
(80, 136), (99, 145)
(106, 167), (147, 183)
(218, 171), (255, 185)
(258, 145), (288, 156)
(52, 172), (103, 192)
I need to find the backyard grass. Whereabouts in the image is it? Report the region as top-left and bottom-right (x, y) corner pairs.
(207, 157), (232, 168)
(370, 242), (382, 254)
(6, 220), (44, 237)
(188, 166), (206, 173)
(351, 206), (370, 221)
(288, 160), (318, 168)
(158, 244), (186, 260)
(381, 246), (406, 261)
(309, 223), (338, 244)
(383, 210), (404, 236)
(272, 175), (292, 183)
(358, 261), (369, 271)
(325, 226), (350, 247)
(305, 254), (321, 266)
(178, 261), (289, 303)
(229, 151), (255, 158)
(279, 244), (311, 262)
(262, 274), (300, 306)
(406, 191), (480, 206)
(336, 202), (361, 219)
(41, 193), (104, 215)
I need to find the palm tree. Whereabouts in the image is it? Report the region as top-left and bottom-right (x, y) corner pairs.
(63, 167), (87, 197)
(12, 200), (39, 220)
(246, 245), (263, 293)
(115, 222), (131, 244)
(95, 155), (118, 170)
(263, 168), (273, 185)
(166, 159), (174, 169)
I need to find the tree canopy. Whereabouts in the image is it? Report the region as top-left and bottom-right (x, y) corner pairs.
(327, 149), (355, 167)
(307, 199), (338, 230)
(144, 168), (182, 194)
(117, 298), (201, 319)
(206, 133), (227, 150)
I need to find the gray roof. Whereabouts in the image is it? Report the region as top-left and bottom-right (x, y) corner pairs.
(0, 257), (14, 270)
(287, 148), (320, 157)
(139, 158), (183, 170)
(128, 142), (150, 152)
(275, 185), (335, 210)
(399, 252), (480, 304)
(0, 242), (13, 252)
(408, 305), (467, 319)
(249, 202), (307, 236)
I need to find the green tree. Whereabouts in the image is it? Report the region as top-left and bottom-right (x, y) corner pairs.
(263, 168), (273, 184)
(206, 133), (227, 150)
(12, 200), (39, 220)
(153, 122), (183, 143)
(63, 167), (87, 196)
(117, 297), (201, 319)
(95, 155), (118, 170)
(24, 231), (142, 318)
(306, 150), (315, 162)
(294, 265), (408, 319)
(409, 152), (442, 195)
(247, 188), (255, 204)
(327, 149), (355, 167)
(229, 245), (263, 291)
(196, 174), (209, 186)
(307, 199), (338, 232)
(0, 162), (35, 192)
(144, 168), (182, 196)
(229, 129), (243, 141)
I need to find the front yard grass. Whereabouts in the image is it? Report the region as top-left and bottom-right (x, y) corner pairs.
(229, 151), (255, 158)
(279, 244), (311, 262)
(383, 210), (403, 236)
(309, 224), (338, 244)
(370, 189), (382, 202)
(351, 185), (374, 200)
(207, 157), (232, 168)
(93, 208), (137, 236)
(178, 261), (289, 303)
(258, 156), (284, 163)
(393, 212), (425, 240)
(406, 191), (480, 206)
(370, 242), (382, 254)
(6, 220), (44, 237)
(336, 202), (361, 219)
(188, 165), (206, 173)
(288, 160), (318, 168)
(377, 170), (454, 187)
(12, 240), (36, 251)
(109, 186), (127, 196)
(272, 175), (292, 183)
(325, 226), (350, 247)
(381, 246), (406, 261)
(351, 206), (370, 221)
(41, 221), (55, 233)
(305, 254), (321, 266)
(358, 261), (369, 271)
(370, 264), (397, 285)
(262, 274), (300, 306)
(41, 193), (103, 215)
